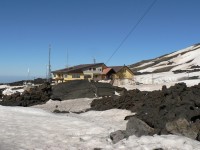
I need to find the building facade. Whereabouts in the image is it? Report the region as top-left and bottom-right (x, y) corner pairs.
(52, 63), (107, 83)
(52, 63), (134, 83)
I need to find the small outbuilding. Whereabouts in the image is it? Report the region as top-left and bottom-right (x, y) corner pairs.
(103, 65), (134, 80)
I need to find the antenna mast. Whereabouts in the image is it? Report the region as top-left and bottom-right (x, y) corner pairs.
(47, 44), (52, 82)
(93, 57), (96, 64)
(27, 68), (30, 81)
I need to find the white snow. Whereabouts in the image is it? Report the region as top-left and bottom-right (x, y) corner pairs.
(113, 79), (135, 86)
(114, 134), (200, 150)
(138, 45), (200, 73)
(166, 45), (194, 57)
(2, 87), (24, 95)
(32, 98), (95, 112)
(134, 61), (154, 69)
(115, 91), (120, 96)
(99, 80), (111, 83)
(2, 88), (15, 95)
(0, 105), (199, 150)
(171, 47), (200, 71)
(114, 71), (200, 91)
(0, 85), (9, 89)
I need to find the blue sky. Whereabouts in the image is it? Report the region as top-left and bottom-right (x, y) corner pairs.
(1, 0), (200, 82)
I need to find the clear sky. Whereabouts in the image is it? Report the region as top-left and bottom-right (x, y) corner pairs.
(1, 0), (200, 82)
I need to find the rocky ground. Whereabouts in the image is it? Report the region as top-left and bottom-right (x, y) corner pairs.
(0, 83), (51, 106)
(1, 80), (200, 143)
(0, 89), (3, 100)
(7, 78), (47, 86)
(0, 80), (119, 107)
(51, 80), (117, 100)
(90, 83), (200, 142)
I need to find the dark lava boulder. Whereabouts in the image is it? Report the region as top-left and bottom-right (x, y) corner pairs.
(125, 116), (155, 137)
(0, 82), (51, 107)
(51, 80), (115, 101)
(0, 89), (3, 99)
(92, 82), (116, 97)
(110, 130), (126, 144)
(166, 118), (199, 140)
(110, 116), (155, 143)
(51, 80), (95, 100)
(90, 83), (200, 140)
(90, 89), (150, 112)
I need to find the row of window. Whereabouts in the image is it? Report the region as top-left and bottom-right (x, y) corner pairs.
(72, 74), (80, 78)
(64, 74), (80, 78)
(89, 68), (101, 71)
(60, 69), (126, 79)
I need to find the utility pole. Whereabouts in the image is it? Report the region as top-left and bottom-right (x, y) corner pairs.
(47, 44), (52, 83)
(93, 57), (96, 64)
(27, 68), (30, 82)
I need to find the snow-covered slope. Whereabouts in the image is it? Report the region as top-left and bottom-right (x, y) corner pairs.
(0, 106), (200, 150)
(129, 43), (200, 73)
(113, 43), (200, 91)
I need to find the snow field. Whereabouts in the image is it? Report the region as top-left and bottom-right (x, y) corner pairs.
(136, 45), (200, 73)
(113, 71), (200, 91)
(0, 105), (200, 150)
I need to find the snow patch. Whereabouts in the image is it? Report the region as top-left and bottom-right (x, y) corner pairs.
(115, 71), (200, 91)
(32, 98), (95, 113)
(115, 91), (120, 96)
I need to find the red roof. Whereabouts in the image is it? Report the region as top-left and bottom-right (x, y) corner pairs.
(102, 68), (112, 75)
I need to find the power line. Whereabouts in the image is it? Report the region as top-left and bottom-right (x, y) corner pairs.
(106, 0), (157, 64)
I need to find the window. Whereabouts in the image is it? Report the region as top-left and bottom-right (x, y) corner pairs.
(93, 68), (96, 71)
(72, 74), (80, 78)
(99, 68), (101, 71)
(58, 74), (63, 78)
(89, 68), (92, 71)
(64, 74), (68, 78)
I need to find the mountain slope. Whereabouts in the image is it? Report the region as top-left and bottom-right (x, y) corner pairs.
(129, 43), (200, 74)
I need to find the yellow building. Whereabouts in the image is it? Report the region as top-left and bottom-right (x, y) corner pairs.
(102, 66), (134, 80)
(52, 63), (107, 83)
(110, 66), (134, 79)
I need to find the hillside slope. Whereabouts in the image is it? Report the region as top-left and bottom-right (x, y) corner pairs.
(129, 43), (200, 74)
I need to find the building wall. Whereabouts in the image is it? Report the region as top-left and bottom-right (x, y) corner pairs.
(113, 67), (134, 79)
(53, 73), (84, 82)
(83, 66), (103, 75)
(53, 73), (63, 81)
(83, 65), (106, 79)
(52, 73), (63, 83)
(53, 64), (107, 82)
(54, 73), (63, 78)
(63, 73), (84, 81)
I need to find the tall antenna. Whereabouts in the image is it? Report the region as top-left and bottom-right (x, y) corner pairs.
(27, 68), (30, 81)
(47, 44), (52, 82)
(93, 57), (96, 64)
